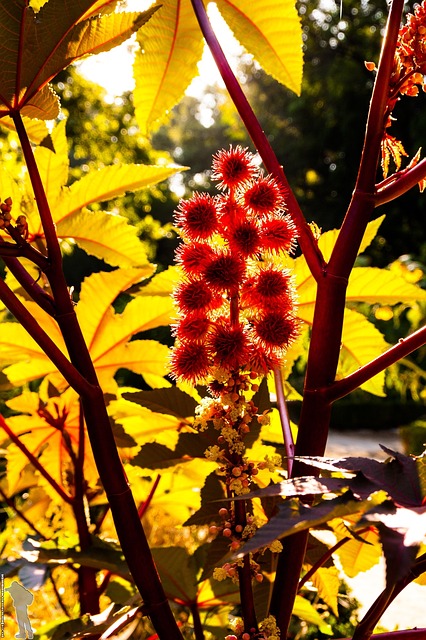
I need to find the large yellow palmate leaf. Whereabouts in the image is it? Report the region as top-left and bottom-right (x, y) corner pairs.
(125, 459), (217, 523)
(215, 0), (303, 95)
(0, 0), (157, 119)
(108, 395), (193, 449)
(332, 519), (382, 577)
(8, 120), (184, 266)
(133, 0), (304, 134)
(2, 389), (98, 499)
(338, 309), (388, 396)
(0, 268), (173, 392)
(291, 216), (425, 395)
(133, 0), (205, 135)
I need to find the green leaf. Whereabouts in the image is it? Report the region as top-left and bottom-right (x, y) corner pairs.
(215, 0), (303, 95)
(133, 0), (205, 134)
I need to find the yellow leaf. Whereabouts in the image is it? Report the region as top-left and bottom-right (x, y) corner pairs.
(133, 0), (205, 134)
(92, 340), (171, 393)
(88, 295), (173, 360)
(347, 267), (426, 305)
(339, 309), (388, 396)
(332, 520), (382, 577)
(55, 163), (184, 222)
(0, 270), (173, 392)
(311, 567), (340, 615)
(0, 116), (52, 145)
(381, 133), (408, 178)
(108, 395), (192, 448)
(126, 459), (216, 523)
(32, 120), (69, 214)
(77, 268), (155, 350)
(138, 265), (181, 296)
(293, 595), (333, 635)
(2, 389), (98, 498)
(57, 208), (149, 267)
(216, 0), (303, 95)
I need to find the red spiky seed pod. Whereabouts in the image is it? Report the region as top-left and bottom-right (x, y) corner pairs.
(218, 199), (248, 230)
(226, 219), (262, 257)
(247, 342), (282, 375)
(175, 241), (216, 276)
(254, 312), (300, 349)
(241, 268), (294, 311)
(203, 251), (246, 291)
(211, 145), (259, 190)
(174, 192), (218, 240)
(209, 321), (249, 370)
(170, 341), (211, 383)
(174, 278), (222, 314)
(260, 215), (297, 253)
(173, 313), (211, 342)
(242, 176), (285, 216)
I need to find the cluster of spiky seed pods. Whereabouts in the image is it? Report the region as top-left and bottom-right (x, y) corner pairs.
(170, 146), (300, 385)
(170, 147), (298, 640)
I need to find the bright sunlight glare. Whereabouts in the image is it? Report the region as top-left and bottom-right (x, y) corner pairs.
(77, 2), (242, 101)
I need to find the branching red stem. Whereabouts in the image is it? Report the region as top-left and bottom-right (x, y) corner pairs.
(189, 0), (324, 282)
(375, 158), (426, 205)
(326, 324), (426, 402)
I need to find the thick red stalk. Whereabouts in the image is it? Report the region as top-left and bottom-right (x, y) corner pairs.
(190, 0), (325, 282)
(11, 113), (183, 639)
(270, 2), (406, 635)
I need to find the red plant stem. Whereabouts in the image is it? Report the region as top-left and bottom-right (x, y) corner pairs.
(12, 114), (184, 639)
(273, 366), (295, 477)
(235, 499), (257, 633)
(270, 2), (406, 636)
(0, 275), (90, 396)
(190, 0), (324, 282)
(351, 554), (426, 640)
(1, 255), (56, 316)
(72, 403), (100, 615)
(326, 324), (426, 402)
(138, 474), (161, 519)
(0, 414), (73, 504)
(190, 602), (205, 640)
(375, 158), (426, 205)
